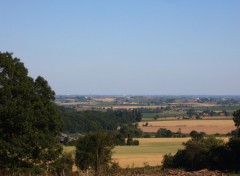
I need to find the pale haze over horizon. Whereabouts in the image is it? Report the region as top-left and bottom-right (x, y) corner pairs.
(1, 1), (240, 95)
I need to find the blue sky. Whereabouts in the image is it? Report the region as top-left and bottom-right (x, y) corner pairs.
(1, 1), (240, 95)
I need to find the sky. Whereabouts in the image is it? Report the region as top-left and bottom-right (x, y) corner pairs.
(1, 0), (240, 95)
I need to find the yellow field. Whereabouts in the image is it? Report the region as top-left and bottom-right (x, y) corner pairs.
(64, 137), (229, 169)
(93, 97), (116, 102)
(139, 119), (235, 134)
(112, 138), (189, 168)
(111, 105), (164, 110)
(63, 138), (188, 168)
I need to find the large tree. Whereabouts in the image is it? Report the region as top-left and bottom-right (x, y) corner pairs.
(75, 132), (114, 176)
(0, 52), (63, 174)
(233, 109), (240, 129)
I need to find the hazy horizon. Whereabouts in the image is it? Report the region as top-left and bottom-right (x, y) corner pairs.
(1, 1), (240, 95)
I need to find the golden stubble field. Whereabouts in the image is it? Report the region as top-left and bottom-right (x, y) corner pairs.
(63, 138), (189, 169)
(64, 138), (188, 169)
(113, 137), (229, 168)
(112, 138), (190, 168)
(64, 137), (229, 169)
(139, 119), (235, 134)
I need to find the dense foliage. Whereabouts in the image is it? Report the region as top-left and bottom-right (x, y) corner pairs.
(155, 128), (187, 138)
(162, 137), (240, 171)
(156, 128), (173, 138)
(75, 132), (114, 175)
(162, 109), (240, 172)
(0, 52), (63, 174)
(60, 107), (142, 133)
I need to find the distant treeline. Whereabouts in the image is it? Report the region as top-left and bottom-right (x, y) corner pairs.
(59, 107), (142, 133)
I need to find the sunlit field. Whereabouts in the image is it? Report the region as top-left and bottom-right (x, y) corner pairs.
(139, 119), (235, 134)
(63, 137), (229, 168)
(63, 138), (189, 168)
(112, 138), (189, 168)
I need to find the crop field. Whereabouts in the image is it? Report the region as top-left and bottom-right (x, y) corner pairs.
(139, 119), (235, 134)
(62, 139), (188, 168)
(111, 105), (164, 110)
(142, 111), (187, 120)
(112, 138), (189, 168)
(63, 137), (229, 169)
(93, 97), (116, 102)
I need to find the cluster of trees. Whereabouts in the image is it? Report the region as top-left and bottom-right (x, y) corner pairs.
(163, 136), (240, 171)
(155, 128), (203, 138)
(187, 108), (230, 118)
(156, 128), (175, 138)
(114, 124), (141, 146)
(75, 132), (114, 175)
(2, 52), (240, 175)
(162, 109), (240, 172)
(60, 107), (142, 133)
(74, 131), (141, 175)
(136, 106), (176, 113)
(0, 52), (132, 175)
(0, 52), (64, 175)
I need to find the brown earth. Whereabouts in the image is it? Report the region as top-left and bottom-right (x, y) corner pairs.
(143, 169), (222, 176)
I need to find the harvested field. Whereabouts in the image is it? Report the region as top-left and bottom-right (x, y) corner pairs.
(112, 105), (164, 110)
(64, 138), (229, 169)
(168, 102), (218, 107)
(93, 97), (116, 102)
(139, 119), (235, 134)
(113, 138), (189, 168)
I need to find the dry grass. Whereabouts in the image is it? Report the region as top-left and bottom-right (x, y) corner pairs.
(64, 137), (229, 169)
(113, 138), (190, 168)
(93, 98), (116, 102)
(62, 138), (188, 168)
(139, 119), (235, 134)
(112, 105), (163, 110)
(167, 101), (218, 107)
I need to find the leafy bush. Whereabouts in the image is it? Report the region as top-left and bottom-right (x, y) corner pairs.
(156, 128), (173, 138)
(162, 137), (225, 171)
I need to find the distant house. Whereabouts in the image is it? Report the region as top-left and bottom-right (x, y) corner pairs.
(203, 113), (209, 117)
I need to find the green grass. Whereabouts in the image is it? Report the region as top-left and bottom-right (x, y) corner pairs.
(194, 105), (240, 112)
(142, 104), (240, 121)
(142, 111), (187, 119)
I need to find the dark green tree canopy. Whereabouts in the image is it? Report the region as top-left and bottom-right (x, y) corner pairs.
(233, 109), (240, 129)
(75, 132), (114, 175)
(0, 52), (63, 173)
(190, 130), (206, 140)
(163, 109), (240, 172)
(155, 128), (173, 138)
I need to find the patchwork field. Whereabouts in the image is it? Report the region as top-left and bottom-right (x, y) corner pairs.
(139, 119), (235, 134)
